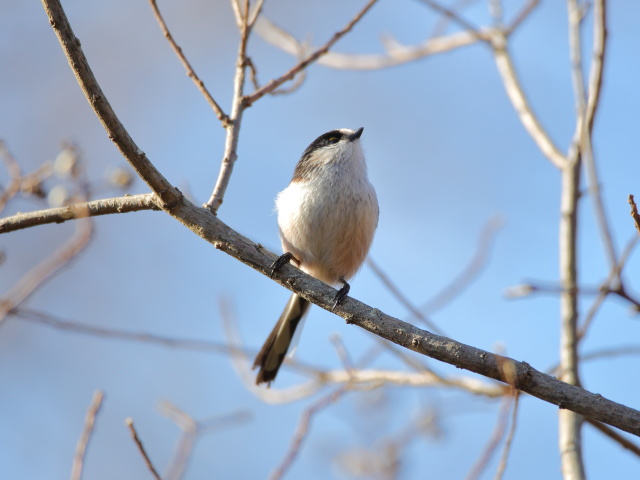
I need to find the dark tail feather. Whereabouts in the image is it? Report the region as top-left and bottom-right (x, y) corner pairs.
(254, 294), (311, 386)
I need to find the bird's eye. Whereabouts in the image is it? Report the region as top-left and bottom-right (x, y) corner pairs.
(327, 136), (339, 144)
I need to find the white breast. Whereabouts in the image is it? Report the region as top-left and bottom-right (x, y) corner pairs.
(276, 144), (378, 285)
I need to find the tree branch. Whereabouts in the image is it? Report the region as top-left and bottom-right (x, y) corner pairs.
(0, 212), (92, 324)
(126, 418), (163, 480)
(629, 195), (640, 235)
(71, 390), (104, 480)
(490, 29), (567, 169)
(40, 0), (181, 208)
(148, 0), (229, 125)
(0, 193), (160, 234)
(0, 141), (22, 213)
(243, 0), (379, 105)
(203, 0), (253, 214)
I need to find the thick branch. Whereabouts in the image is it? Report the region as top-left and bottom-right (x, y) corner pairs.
(165, 195), (640, 437)
(0, 193), (160, 234)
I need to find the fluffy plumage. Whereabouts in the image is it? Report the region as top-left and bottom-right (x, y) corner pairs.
(254, 128), (379, 386)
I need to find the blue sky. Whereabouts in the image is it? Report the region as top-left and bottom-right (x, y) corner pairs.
(1, 0), (639, 478)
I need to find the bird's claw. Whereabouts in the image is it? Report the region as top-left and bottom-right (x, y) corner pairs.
(332, 279), (350, 311)
(270, 252), (298, 278)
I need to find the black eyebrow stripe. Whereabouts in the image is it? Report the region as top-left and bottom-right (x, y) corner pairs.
(300, 130), (343, 158)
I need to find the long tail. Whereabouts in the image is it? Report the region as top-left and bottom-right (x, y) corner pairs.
(253, 294), (311, 386)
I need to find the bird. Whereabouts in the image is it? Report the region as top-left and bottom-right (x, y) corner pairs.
(253, 127), (379, 386)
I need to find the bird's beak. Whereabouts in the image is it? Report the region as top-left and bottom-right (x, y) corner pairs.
(349, 127), (364, 141)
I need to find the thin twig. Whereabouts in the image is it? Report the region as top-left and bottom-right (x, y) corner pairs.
(322, 368), (504, 397)
(494, 392), (520, 480)
(0, 141), (22, 213)
(204, 0), (255, 214)
(244, 0), (380, 105)
(158, 401), (251, 480)
(465, 393), (514, 480)
(219, 296), (330, 404)
(12, 307), (234, 355)
(367, 257), (444, 334)
(579, 0), (616, 271)
(419, 0), (484, 38)
(247, 0), (266, 27)
(148, 0), (228, 125)
(256, 16), (492, 70)
(330, 334), (355, 372)
(255, 0), (539, 71)
(585, 417), (640, 458)
(491, 29), (566, 169)
(71, 390), (105, 480)
(578, 235), (639, 340)
(629, 195), (640, 235)
(269, 387), (347, 480)
(0, 207), (93, 324)
(126, 418), (163, 480)
(420, 215), (503, 316)
(505, 0), (540, 35)
(0, 193), (160, 234)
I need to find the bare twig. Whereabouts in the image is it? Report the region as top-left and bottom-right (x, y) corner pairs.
(158, 401), (251, 480)
(244, 0), (380, 105)
(491, 29), (566, 169)
(126, 418), (163, 480)
(629, 195), (640, 235)
(269, 387), (347, 480)
(578, 235), (639, 340)
(0, 210), (92, 324)
(204, 0), (254, 214)
(11, 307), (234, 355)
(256, 16), (491, 70)
(219, 297), (335, 404)
(367, 257), (445, 334)
(71, 390), (105, 480)
(321, 368), (503, 397)
(255, 0), (538, 71)
(494, 392), (520, 480)
(330, 334), (355, 373)
(0, 141), (22, 213)
(585, 417), (640, 458)
(421, 215), (503, 316)
(148, 0), (228, 125)
(466, 393), (514, 480)
(0, 193), (160, 234)
(506, 0), (540, 35)
(580, 0), (615, 270)
(419, 0), (484, 37)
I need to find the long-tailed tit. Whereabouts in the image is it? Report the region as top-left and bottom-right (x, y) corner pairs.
(253, 127), (379, 385)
